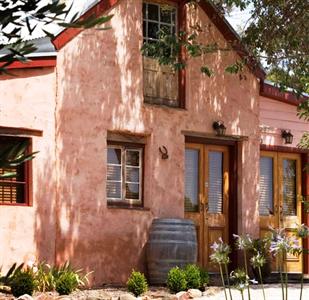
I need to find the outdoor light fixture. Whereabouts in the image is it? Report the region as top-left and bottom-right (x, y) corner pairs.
(281, 130), (293, 144)
(213, 121), (226, 136)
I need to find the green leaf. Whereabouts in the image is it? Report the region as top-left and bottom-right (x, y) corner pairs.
(200, 66), (214, 77)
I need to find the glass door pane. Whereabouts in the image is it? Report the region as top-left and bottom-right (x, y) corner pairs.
(260, 156), (274, 215)
(282, 159), (297, 216)
(185, 149), (199, 212)
(208, 151), (223, 214)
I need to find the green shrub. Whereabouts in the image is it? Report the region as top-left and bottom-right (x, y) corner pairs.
(52, 262), (89, 295)
(10, 270), (35, 297)
(166, 267), (187, 293)
(184, 264), (201, 289)
(55, 271), (79, 295)
(0, 263), (24, 286)
(127, 270), (148, 296)
(198, 267), (209, 290)
(34, 263), (56, 292)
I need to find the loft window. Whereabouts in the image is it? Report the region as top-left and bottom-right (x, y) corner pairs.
(143, 2), (177, 43)
(0, 137), (31, 205)
(107, 144), (143, 206)
(142, 2), (180, 108)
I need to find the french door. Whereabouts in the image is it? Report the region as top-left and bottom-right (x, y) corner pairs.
(184, 144), (229, 270)
(259, 151), (302, 272)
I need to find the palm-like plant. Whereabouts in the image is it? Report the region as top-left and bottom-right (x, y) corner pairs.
(0, 140), (38, 178)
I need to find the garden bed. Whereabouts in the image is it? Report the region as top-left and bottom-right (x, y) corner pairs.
(0, 284), (308, 300)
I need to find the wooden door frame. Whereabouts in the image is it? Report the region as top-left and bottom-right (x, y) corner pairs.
(261, 145), (309, 274)
(185, 136), (239, 270)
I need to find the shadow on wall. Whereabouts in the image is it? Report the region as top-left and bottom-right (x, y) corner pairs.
(35, 1), (154, 285)
(33, 1), (261, 286)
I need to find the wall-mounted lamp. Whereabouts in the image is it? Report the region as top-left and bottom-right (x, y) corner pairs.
(281, 130), (293, 144)
(159, 146), (169, 159)
(213, 121), (226, 136)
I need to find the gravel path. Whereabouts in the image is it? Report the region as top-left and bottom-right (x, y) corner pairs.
(0, 284), (309, 300)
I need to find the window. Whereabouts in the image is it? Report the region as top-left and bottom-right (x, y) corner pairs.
(107, 144), (143, 206)
(0, 137), (31, 205)
(142, 2), (180, 107)
(259, 156), (274, 215)
(143, 2), (177, 43)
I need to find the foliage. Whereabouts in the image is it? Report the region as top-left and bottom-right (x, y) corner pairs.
(210, 238), (231, 265)
(0, 140), (38, 178)
(34, 261), (89, 295)
(230, 268), (249, 292)
(0, 263), (24, 286)
(126, 270), (148, 297)
(52, 262), (89, 295)
(210, 238), (232, 300)
(184, 264), (201, 289)
(34, 262), (55, 292)
(10, 270), (35, 297)
(166, 267), (187, 293)
(55, 271), (79, 295)
(0, 0), (113, 72)
(267, 68), (309, 96)
(198, 267), (210, 290)
(143, 0), (308, 96)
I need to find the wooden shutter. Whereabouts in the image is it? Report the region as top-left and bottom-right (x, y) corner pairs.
(259, 156), (274, 215)
(185, 148), (199, 212)
(208, 151), (223, 213)
(143, 57), (179, 107)
(282, 159), (297, 216)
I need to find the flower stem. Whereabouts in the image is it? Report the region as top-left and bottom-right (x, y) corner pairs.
(241, 290), (245, 300)
(224, 263), (233, 300)
(219, 264), (228, 300)
(279, 253), (285, 300)
(285, 259), (288, 300)
(244, 250), (251, 300)
(300, 272), (304, 300)
(258, 267), (266, 300)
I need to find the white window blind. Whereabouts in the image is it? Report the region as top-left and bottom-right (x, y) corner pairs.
(107, 147), (122, 200)
(259, 156), (274, 216)
(208, 151), (223, 214)
(185, 149), (199, 212)
(282, 159), (297, 216)
(107, 146), (143, 204)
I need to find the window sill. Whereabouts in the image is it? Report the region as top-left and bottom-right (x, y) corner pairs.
(0, 203), (31, 207)
(107, 204), (150, 212)
(143, 101), (187, 111)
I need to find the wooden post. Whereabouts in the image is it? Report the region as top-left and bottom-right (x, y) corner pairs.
(302, 153), (309, 275)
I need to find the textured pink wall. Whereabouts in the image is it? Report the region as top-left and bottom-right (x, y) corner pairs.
(260, 96), (309, 147)
(54, 1), (260, 284)
(0, 68), (57, 270)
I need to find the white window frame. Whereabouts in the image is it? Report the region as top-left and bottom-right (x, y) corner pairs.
(107, 144), (143, 205)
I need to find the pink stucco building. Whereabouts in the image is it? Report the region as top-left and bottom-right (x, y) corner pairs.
(0, 0), (308, 285)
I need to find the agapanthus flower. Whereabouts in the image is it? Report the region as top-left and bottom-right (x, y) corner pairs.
(296, 224), (309, 238)
(233, 234), (253, 250)
(230, 268), (249, 291)
(210, 238), (231, 265)
(269, 228), (302, 256)
(250, 251), (266, 268)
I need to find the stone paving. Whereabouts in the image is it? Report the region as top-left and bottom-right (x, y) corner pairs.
(1, 284), (309, 300)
